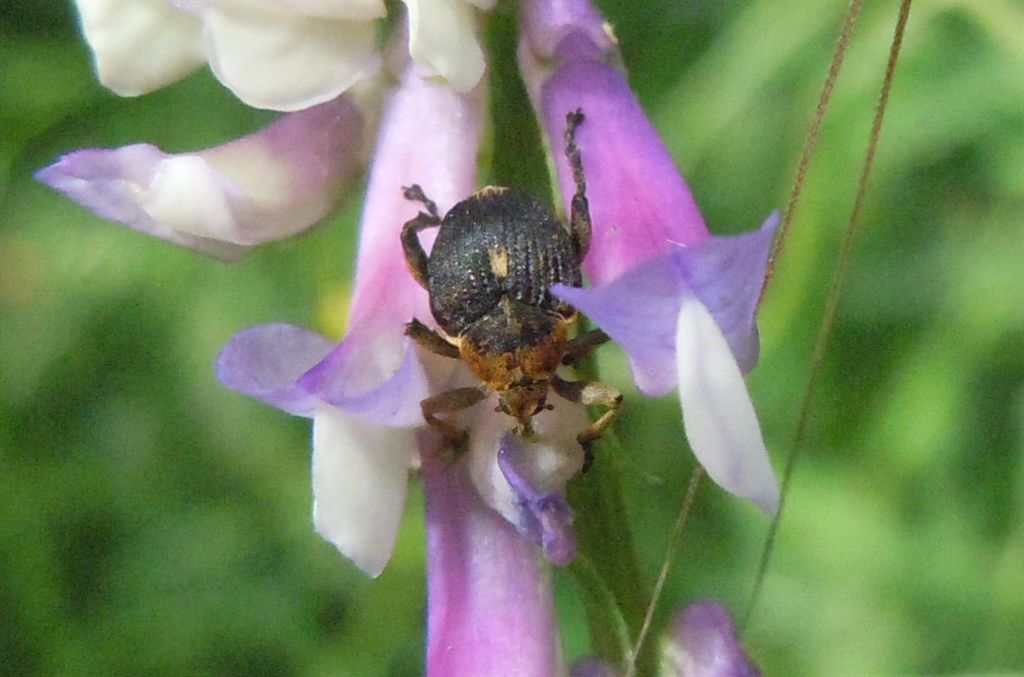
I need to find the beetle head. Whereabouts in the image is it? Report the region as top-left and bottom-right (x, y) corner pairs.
(459, 301), (570, 434)
(497, 382), (553, 436)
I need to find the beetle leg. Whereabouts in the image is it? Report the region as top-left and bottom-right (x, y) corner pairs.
(564, 109), (592, 262)
(552, 374), (622, 464)
(562, 328), (610, 365)
(403, 184), (441, 220)
(400, 185), (442, 289)
(421, 386), (488, 449)
(406, 318), (460, 359)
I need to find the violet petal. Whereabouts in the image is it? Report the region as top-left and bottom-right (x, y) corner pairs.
(552, 254), (685, 397)
(464, 400), (587, 563)
(519, 0), (613, 62)
(216, 323), (334, 417)
(663, 600), (761, 677)
(552, 212), (777, 396)
(670, 213), (778, 373)
(298, 338), (431, 428)
(571, 657), (622, 677)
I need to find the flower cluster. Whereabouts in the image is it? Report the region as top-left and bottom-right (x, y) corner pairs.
(39, 0), (772, 674)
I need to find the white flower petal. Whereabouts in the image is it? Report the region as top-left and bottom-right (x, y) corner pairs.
(676, 296), (779, 514)
(404, 0), (486, 92)
(312, 407), (414, 577)
(75, 0), (205, 96)
(202, 4), (380, 111)
(258, 0), (386, 21)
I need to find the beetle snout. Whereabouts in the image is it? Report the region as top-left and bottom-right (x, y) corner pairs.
(498, 383), (551, 434)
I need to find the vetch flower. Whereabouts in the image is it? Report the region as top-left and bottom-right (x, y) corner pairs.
(36, 96), (364, 261)
(215, 56), (585, 675)
(217, 63), (483, 576)
(74, 0), (493, 111)
(661, 601), (762, 677)
(519, 0), (780, 514)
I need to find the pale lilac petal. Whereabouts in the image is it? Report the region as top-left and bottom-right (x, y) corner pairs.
(36, 96), (363, 260)
(75, 0), (205, 96)
(676, 297), (779, 515)
(298, 339), (430, 428)
(312, 406), (415, 577)
(498, 434), (576, 565)
(528, 34), (708, 284)
(201, 4), (380, 111)
(663, 601), (761, 677)
(423, 444), (562, 677)
(37, 144), (245, 260)
(552, 255), (685, 397)
(403, 0), (486, 93)
(216, 324), (334, 417)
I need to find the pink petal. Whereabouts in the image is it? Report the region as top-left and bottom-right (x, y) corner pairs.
(346, 62), (483, 334)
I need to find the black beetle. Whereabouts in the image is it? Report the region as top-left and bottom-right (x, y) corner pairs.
(400, 110), (621, 453)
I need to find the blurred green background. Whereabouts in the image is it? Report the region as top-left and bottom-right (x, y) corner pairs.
(1, 1), (1021, 675)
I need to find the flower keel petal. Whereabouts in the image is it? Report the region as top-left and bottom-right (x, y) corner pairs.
(676, 297), (779, 514)
(312, 407), (414, 577)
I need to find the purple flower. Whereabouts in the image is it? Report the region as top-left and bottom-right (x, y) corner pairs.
(218, 63), (481, 576)
(519, 0), (780, 514)
(662, 601), (762, 677)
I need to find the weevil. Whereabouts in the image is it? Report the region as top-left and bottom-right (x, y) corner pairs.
(400, 110), (621, 456)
